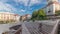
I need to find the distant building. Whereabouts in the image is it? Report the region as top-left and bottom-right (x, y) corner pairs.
(20, 14), (31, 21)
(25, 14), (31, 19)
(43, 0), (60, 15)
(0, 12), (20, 22)
(14, 14), (20, 21)
(20, 16), (26, 21)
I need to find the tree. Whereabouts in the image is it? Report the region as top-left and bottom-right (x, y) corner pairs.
(37, 9), (46, 20)
(31, 9), (46, 20)
(31, 10), (38, 20)
(38, 9), (46, 17)
(55, 10), (60, 15)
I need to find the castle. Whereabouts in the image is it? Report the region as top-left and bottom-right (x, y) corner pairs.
(43, 0), (60, 15)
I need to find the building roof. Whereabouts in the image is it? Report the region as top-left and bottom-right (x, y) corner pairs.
(0, 12), (20, 16)
(42, 1), (60, 9)
(14, 14), (20, 16)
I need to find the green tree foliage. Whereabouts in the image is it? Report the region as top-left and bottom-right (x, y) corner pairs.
(32, 10), (38, 18)
(31, 9), (46, 20)
(55, 10), (60, 15)
(37, 9), (46, 20)
(38, 9), (46, 16)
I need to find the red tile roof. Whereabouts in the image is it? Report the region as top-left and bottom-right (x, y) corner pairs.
(14, 14), (20, 16)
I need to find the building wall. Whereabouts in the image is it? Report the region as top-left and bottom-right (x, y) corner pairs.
(43, 0), (60, 15)
(15, 15), (20, 21)
(44, 4), (55, 15)
(0, 12), (20, 22)
(55, 4), (60, 11)
(20, 14), (31, 21)
(44, 3), (60, 15)
(26, 14), (31, 19)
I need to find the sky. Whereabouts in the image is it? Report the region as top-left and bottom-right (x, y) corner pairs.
(0, 0), (50, 15)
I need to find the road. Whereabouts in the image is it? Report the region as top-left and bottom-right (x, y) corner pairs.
(0, 21), (21, 34)
(0, 20), (59, 34)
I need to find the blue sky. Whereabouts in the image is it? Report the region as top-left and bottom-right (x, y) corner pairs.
(0, 0), (47, 15)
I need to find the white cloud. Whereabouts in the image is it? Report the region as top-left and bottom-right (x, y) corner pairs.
(0, 0), (45, 6)
(29, 0), (41, 6)
(0, 0), (8, 3)
(0, 2), (17, 13)
(14, 0), (41, 6)
(20, 9), (26, 12)
(14, 0), (29, 6)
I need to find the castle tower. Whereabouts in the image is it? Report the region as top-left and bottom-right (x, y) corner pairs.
(44, 0), (60, 15)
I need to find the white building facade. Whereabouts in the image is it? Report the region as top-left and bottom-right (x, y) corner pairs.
(0, 12), (20, 22)
(43, 0), (60, 15)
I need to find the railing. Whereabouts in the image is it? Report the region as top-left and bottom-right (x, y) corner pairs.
(24, 21), (57, 34)
(25, 23), (41, 34)
(15, 26), (22, 34)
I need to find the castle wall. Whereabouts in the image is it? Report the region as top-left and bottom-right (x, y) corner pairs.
(43, 4), (55, 15)
(43, 0), (60, 15)
(55, 4), (60, 11)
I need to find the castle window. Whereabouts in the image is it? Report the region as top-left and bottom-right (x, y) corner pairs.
(48, 10), (51, 13)
(48, 9), (51, 13)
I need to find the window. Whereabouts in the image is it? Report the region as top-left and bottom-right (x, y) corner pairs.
(48, 9), (51, 13)
(48, 10), (51, 13)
